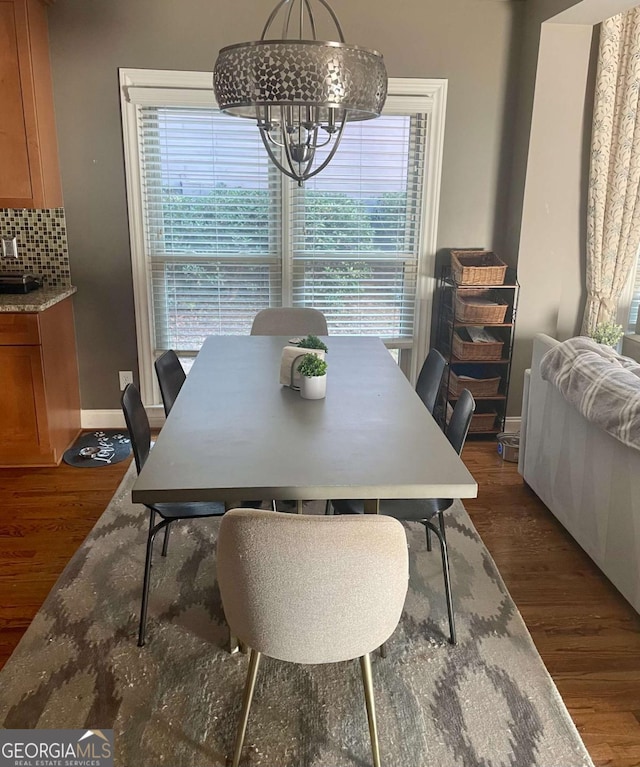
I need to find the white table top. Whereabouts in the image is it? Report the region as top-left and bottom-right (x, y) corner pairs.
(132, 336), (477, 505)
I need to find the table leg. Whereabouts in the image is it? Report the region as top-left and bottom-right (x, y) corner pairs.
(363, 499), (380, 514)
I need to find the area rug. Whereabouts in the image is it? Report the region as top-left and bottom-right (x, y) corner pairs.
(0, 467), (594, 767)
(62, 430), (131, 467)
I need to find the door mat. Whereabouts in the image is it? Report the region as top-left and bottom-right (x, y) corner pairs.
(62, 430), (131, 467)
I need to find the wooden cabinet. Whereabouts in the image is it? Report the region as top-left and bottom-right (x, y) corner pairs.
(0, 298), (80, 466)
(434, 261), (519, 436)
(0, 0), (62, 208)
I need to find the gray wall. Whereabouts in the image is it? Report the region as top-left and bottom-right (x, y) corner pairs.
(47, 0), (523, 409)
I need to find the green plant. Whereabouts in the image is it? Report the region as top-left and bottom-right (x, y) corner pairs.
(590, 321), (624, 347)
(297, 353), (328, 377)
(297, 334), (328, 352)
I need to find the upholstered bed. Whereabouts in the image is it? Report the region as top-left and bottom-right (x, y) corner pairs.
(519, 333), (640, 614)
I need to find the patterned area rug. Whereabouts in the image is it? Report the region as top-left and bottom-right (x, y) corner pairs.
(0, 467), (594, 767)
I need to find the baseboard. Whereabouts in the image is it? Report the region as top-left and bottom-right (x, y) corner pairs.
(81, 407), (166, 430)
(504, 416), (521, 433)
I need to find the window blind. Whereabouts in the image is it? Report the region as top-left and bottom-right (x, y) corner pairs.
(138, 107), (281, 351)
(290, 115), (426, 340)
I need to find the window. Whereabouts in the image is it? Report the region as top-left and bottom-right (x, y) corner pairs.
(121, 71), (447, 403)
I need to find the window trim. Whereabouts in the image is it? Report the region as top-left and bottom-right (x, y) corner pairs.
(120, 68), (447, 403)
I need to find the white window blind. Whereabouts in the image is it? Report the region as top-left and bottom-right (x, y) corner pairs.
(138, 107), (281, 352)
(291, 115), (425, 341)
(121, 71), (447, 401)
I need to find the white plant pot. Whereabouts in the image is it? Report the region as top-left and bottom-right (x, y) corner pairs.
(292, 349), (325, 389)
(300, 374), (327, 400)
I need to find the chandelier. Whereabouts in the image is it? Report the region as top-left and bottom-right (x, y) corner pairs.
(213, 0), (388, 185)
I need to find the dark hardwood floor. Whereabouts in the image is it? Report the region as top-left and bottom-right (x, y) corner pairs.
(0, 442), (639, 765)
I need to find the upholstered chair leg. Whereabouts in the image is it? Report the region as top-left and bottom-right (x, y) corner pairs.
(138, 518), (169, 647)
(231, 649), (262, 767)
(359, 653), (381, 767)
(161, 522), (171, 557)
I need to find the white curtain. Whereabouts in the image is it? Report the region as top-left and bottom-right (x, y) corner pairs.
(582, 8), (640, 334)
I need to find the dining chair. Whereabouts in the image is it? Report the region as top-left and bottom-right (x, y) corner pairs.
(250, 307), (328, 336)
(217, 509), (408, 767)
(121, 383), (226, 647)
(415, 348), (447, 415)
(154, 349), (186, 417)
(331, 389), (475, 645)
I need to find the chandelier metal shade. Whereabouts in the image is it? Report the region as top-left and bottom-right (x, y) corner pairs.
(213, 0), (388, 185)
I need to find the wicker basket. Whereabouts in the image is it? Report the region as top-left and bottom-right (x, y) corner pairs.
(446, 403), (498, 432)
(448, 370), (501, 398)
(454, 290), (508, 324)
(469, 410), (498, 432)
(452, 331), (504, 360)
(451, 250), (507, 286)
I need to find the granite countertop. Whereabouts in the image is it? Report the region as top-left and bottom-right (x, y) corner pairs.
(0, 286), (77, 312)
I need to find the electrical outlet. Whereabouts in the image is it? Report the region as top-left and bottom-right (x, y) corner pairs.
(2, 237), (18, 259)
(119, 370), (134, 390)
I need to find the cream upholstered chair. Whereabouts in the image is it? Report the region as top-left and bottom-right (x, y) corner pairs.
(217, 509), (409, 767)
(250, 307), (328, 336)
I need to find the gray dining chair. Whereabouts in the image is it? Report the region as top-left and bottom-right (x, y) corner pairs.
(331, 389), (475, 645)
(217, 509), (409, 767)
(154, 350), (186, 417)
(250, 307), (328, 336)
(121, 383), (226, 647)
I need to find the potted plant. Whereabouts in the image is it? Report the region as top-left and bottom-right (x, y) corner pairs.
(590, 322), (624, 348)
(296, 334), (328, 353)
(297, 353), (328, 399)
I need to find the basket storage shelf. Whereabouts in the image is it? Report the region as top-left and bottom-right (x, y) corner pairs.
(451, 250), (507, 286)
(454, 290), (509, 324)
(434, 258), (519, 438)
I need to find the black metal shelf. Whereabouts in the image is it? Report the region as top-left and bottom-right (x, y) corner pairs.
(434, 260), (519, 439)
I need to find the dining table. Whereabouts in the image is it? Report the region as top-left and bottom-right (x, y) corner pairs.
(131, 335), (478, 512)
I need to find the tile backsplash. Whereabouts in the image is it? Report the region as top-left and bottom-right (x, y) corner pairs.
(0, 208), (71, 287)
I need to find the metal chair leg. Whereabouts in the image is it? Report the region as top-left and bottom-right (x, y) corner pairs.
(425, 525), (432, 552)
(325, 500), (333, 515)
(425, 516), (456, 645)
(271, 500), (277, 512)
(161, 522), (171, 557)
(359, 653), (381, 767)
(231, 649), (262, 767)
(138, 518), (170, 647)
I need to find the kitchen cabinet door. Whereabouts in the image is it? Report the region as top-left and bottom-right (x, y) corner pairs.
(0, 0), (62, 208)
